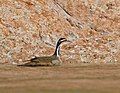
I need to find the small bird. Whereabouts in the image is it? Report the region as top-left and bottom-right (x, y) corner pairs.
(18, 38), (71, 66)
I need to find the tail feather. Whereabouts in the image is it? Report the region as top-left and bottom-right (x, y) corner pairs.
(17, 60), (31, 66)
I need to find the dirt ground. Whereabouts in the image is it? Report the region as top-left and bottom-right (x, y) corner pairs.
(0, 63), (120, 93)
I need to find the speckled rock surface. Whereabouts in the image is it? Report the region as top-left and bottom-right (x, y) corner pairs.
(0, 0), (120, 64)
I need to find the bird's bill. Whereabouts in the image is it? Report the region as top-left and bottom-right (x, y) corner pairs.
(63, 39), (72, 43)
(66, 40), (72, 42)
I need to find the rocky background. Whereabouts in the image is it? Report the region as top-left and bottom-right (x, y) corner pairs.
(0, 0), (120, 64)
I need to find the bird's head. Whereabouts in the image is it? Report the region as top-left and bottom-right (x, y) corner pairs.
(57, 38), (71, 45)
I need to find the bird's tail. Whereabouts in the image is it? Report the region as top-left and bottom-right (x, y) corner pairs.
(17, 60), (31, 66)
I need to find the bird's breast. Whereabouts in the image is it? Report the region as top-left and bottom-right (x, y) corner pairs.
(51, 59), (62, 66)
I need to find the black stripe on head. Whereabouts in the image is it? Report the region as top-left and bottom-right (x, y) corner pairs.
(59, 38), (66, 41)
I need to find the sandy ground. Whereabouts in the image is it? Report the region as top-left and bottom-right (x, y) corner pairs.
(0, 63), (120, 93)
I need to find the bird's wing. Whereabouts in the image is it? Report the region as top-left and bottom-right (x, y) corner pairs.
(31, 56), (53, 62)
(17, 56), (53, 66)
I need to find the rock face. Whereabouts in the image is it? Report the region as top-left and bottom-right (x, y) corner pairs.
(0, 0), (120, 64)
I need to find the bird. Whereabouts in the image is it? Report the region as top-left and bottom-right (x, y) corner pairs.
(17, 38), (71, 66)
